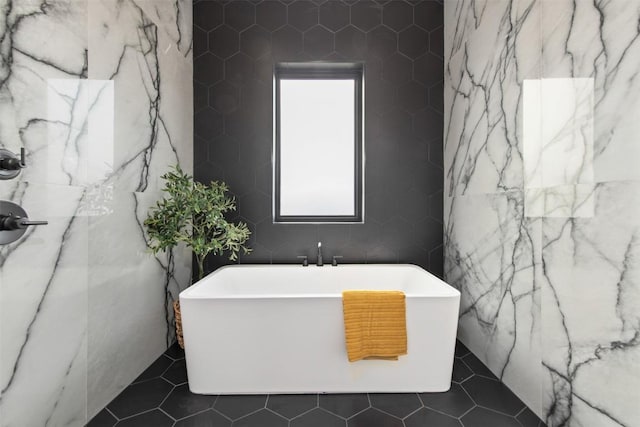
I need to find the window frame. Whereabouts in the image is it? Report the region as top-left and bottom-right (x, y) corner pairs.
(273, 62), (364, 223)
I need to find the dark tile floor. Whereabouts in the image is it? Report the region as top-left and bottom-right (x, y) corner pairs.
(88, 341), (546, 427)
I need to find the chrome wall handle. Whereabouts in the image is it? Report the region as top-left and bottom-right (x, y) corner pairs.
(0, 200), (48, 245)
(0, 148), (26, 180)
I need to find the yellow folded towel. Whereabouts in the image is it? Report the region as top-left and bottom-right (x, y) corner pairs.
(342, 290), (407, 362)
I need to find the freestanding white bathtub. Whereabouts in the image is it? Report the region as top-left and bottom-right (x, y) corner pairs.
(179, 264), (460, 394)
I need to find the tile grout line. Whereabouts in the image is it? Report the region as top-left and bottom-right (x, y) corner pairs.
(455, 404), (476, 420)
(158, 407), (176, 422)
(105, 407), (119, 422)
(475, 403), (524, 419)
(172, 407), (210, 422)
(115, 407), (161, 422)
(211, 406), (233, 422)
(157, 381), (177, 410)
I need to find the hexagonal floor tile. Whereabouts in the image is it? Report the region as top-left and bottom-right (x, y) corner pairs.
(405, 407), (462, 427)
(267, 394), (318, 419)
(517, 407), (547, 427)
(369, 393), (422, 418)
(419, 384), (474, 418)
(164, 342), (185, 360)
(162, 359), (188, 386)
(234, 409), (288, 427)
(451, 358), (474, 383)
(461, 407), (521, 427)
(160, 384), (216, 420)
(319, 394), (369, 419)
(290, 408), (345, 427)
(461, 353), (497, 379)
(133, 355), (172, 384)
(174, 409), (231, 427)
(213, 395), (267, 420)
(347, 408), (403, 427)
(462, 376), (525, 416)
(115, 409), (173, 427)
(107, 377), (173, 419)
(87, 409), (117, 427)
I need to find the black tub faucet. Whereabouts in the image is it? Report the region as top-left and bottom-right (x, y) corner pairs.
(317, 241), (323, 266)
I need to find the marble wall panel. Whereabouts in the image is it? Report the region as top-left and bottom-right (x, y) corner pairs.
(0, 0), (192, 425)
(445, 0), (640, 425)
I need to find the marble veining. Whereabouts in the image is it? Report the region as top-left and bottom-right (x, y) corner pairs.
(445, 1), (640, 426)
(0, 0), (192, 425)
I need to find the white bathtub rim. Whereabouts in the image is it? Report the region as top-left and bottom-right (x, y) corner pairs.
(180, 263), (461, 300)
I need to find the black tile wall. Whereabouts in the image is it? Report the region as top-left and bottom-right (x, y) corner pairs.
(193, 0), (444, 276)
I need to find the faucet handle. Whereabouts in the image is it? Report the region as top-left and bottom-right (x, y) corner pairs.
(332, 255), (343, 266)
(297, 255), (308, 267)
(0, 147), (26, 179)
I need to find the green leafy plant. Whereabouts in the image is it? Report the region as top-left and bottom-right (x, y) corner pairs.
(144, 165), (251, 281)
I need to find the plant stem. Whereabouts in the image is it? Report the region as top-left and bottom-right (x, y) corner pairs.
(197, 255), (205, 281)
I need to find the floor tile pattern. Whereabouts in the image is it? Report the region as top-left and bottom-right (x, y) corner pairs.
(88, 341), (546, 427)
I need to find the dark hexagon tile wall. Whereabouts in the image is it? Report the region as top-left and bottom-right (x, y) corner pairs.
(193, 0), (445, 277)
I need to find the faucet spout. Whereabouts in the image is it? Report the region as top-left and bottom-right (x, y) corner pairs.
(317, 241), (323, 266)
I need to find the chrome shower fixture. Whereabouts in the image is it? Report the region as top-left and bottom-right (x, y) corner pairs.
(0, 200), (48, 245)
(0, 147), (26, 180)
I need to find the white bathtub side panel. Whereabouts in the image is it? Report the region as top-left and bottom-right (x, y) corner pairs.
(181, 296), (460, 394)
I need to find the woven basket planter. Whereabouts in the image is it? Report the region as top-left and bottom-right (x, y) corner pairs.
(173, 300), (184, 349)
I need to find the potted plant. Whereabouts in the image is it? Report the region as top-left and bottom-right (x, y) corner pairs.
(144, 165), (251, 347)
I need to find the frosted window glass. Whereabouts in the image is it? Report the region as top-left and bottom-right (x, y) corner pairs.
(279, 79), (356, 216)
